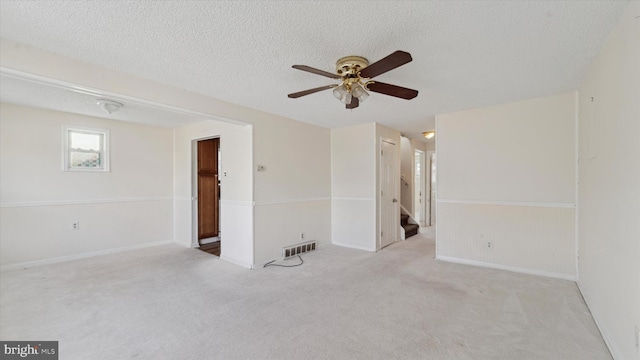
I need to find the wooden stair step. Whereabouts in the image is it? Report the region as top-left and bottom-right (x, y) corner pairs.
(402, 223), (419, 239)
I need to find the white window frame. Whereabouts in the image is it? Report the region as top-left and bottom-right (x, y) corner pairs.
(62, 125), (110, 172)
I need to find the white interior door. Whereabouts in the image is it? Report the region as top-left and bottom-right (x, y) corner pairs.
(380, 139), (398, 249)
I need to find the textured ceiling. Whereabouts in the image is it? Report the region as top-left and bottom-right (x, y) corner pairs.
(0, 1), (629, 138)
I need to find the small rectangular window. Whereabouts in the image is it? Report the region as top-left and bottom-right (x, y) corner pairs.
(63, 126), (109, 172)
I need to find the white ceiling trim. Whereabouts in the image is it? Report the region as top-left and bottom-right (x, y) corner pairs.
(0, 67), (250, 126)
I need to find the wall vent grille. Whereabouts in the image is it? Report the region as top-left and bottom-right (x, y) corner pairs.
(283, 241), (317, 258)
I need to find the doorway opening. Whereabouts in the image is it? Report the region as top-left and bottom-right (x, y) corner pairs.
(196, 137), (221, 256)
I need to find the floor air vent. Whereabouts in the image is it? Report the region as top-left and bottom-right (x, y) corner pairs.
(283, 241), (317, 259)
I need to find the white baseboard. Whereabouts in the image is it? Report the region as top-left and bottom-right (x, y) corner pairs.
(0, 239), (174, 272)
(436, 255), (576, 281)
(219, 255), (252, 269)
(576, 281), (619, 359)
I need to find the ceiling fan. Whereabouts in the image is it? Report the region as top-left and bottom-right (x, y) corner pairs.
(287, 50), (419, 109)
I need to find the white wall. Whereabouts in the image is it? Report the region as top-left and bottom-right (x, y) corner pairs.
(437, 203), (575, 277)
(423, 140), (435, 152)
(436, 92), (577, 279)
(171, 99), (333, 269)
(173, 120), (253, 268)
(252, 117), (331, 265)
(1, 39), (333, 269)
(0, 103), (174, 269)
(577, 2), (640, 359)
(331, 123), (376, 251)
(437, 93), (576, 204)
(330, 123), (401, 252)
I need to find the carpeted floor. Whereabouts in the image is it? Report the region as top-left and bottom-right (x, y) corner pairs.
(0, 232), (611, 359)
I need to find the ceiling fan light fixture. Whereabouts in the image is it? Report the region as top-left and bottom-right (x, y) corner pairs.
(352, 83), (369, 102)
(340, 91), (352, 105)
(423, 131), (435, 139)
(332, 84), (348, 100)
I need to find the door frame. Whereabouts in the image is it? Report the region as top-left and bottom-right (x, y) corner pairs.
(191, 135), (221, 248)
(414, 149), (426, 227)
(379, 137), (399, 250)
(426, 150), (435, 227)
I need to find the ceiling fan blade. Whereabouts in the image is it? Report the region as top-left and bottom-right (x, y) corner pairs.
(292, 65), (341, 79)
(367, 81), (418, 100)
(359, 51), (413, 79)
(288, 85), (337, 98)
(346, 97), (359, 109)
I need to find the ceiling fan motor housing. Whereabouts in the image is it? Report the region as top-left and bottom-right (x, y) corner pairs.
(335, 56), (369, 77)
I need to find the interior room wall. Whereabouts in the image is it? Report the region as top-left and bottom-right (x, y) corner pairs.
(576, 2), (640, 358)
(412, 139), (427, 152)
(252, 117), (331, 265)
(423, 140), (435, 152)
(331, 123), (376, 251)
(0, 103), (174, 269)
(435, 92), (577, 279)
(173, 120), (253, 268)
(1, 39), (333, 269)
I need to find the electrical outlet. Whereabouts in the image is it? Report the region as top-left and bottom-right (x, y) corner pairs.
(300, 232), (304, 240)
(71, 221), (79, 230)
(486, 241), (492, 249)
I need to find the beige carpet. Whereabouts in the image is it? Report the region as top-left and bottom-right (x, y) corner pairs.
(0, 232), (611, 359)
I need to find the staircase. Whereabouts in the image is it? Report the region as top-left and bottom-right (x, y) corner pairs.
(401, 214), (419, 239)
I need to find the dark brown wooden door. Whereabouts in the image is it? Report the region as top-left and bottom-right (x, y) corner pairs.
(198, 138), (220, 240)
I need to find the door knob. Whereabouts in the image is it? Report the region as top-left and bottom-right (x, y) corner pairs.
(392, 199), (398, 203)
